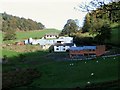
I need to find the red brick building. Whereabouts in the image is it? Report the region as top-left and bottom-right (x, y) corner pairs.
(69, 45), (105, 58)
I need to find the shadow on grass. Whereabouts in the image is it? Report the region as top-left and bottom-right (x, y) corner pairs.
(2, 50), (50, 89)
(2, 49), (120, 89)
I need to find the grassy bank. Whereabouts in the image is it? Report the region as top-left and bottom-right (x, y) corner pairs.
(1, 49), (20, 58)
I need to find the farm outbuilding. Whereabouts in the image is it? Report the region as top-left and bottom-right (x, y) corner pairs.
(53, 43), (76, 52)
(23, 36), (74, 50)
(24, 40), (29, 44)
(69, 45), (105, 58)
(57, 36), (73, 43)
(53, 36), (73, 44)
(24, 36), (73, 45)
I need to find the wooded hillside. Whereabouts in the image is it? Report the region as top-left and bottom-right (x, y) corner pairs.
(1, 12), (45, 32)
(82, 1), (120, 33)
(77, 1), (120, 45)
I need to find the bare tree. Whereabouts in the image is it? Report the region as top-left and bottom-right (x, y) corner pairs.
(75, 0), (119, 12)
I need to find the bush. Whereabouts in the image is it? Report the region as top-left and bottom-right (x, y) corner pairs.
(74, 37), (94, 46)
(3, 28), (16, 41)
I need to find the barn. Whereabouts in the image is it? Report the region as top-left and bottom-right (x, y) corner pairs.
(69, 45), (105, 58)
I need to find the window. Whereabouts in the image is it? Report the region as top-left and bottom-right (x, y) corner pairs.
(56, 48), (59, 50)
(63, 48), (65, 50)
(89, 53), (96, 57)
(84, 54), (88, 56)
(85, 49), (89, 51)
(89, 53), (96, 55)
(57, 41), (61, 43)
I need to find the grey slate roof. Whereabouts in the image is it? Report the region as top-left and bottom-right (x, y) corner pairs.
(69, 46), (96, 51)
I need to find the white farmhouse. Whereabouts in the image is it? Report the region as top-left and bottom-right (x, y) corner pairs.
(24, 36), (74, 50)
(54, 36), (73, 44)
(31, 39), (41, 45)
(44, 33), (58, 39)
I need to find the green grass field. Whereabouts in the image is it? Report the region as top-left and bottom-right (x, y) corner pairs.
(16, 29), (60, 39)
(29, 54), (120, 88)
(1, 28), (60, 44)
(2, 50), (120, 88)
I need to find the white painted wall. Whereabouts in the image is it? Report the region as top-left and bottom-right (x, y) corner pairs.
(27, 37), (74, 46)
(28, 38), (33, 44)
(54, 46), (70, 52)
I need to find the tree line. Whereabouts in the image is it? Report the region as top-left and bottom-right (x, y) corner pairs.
(60, 0), (120, 45)
(81, 0), (120, 44)
(82, 1), (120, 32)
